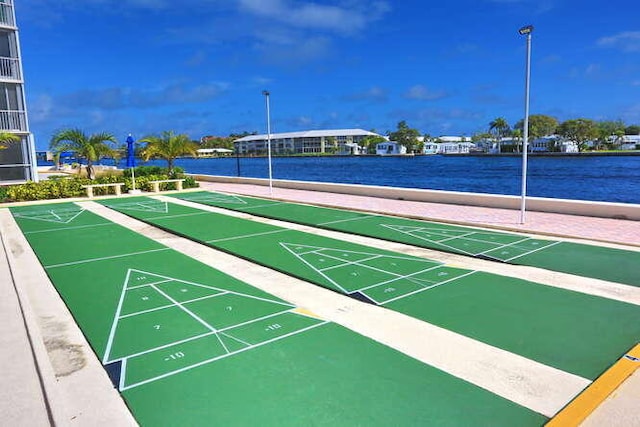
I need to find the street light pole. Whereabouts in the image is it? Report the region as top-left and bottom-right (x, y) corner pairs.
(518, 25), (534, 224)
(262, 90), (273, 196)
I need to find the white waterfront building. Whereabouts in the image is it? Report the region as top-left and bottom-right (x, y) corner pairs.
(618, 135), (640, 150)
(376, 141), (406, 155)
(422, 136), (475, 154)
(0, 1), (37, 183)
(234, 129), (382, 155)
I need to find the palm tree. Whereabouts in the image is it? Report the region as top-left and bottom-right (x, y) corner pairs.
(0, 131), (20, 150)
(139, 131), (198, 176)
(489, 117), (510, 154)
(50, 128), (118, 179)
(511, 128), (522, 153)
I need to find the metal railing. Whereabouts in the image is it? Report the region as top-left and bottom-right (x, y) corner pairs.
(0, 56), (20, 80)
(0, 3), (15, 28)
(0, 109), (26, 131)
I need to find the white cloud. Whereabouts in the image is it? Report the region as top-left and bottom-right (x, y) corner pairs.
(238, 0), (390, 34)
(597, 31), (640, 52)
(585, 63), (600, 76)
(342, 86), (388, 103)
(28, 94), (54, 124)
(404, 85), (449, 101)
(57, 81), (229, 110)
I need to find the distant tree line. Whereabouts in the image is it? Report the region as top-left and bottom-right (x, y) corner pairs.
(381, 117), (640, 154)
(199, 131), (257, 151)
(197, 116), (640, 156)
(473, 116), (640, 153)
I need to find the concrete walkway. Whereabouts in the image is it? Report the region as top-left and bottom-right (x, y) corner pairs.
(0, 182), (638, 426)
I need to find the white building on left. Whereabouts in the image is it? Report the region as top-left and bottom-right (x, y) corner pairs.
(0, 1), (37, 183)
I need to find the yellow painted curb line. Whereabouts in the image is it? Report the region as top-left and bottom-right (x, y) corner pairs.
(546, 343), (640, 426)
(292, 307), (324, 320)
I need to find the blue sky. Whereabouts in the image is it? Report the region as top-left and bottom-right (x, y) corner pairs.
(17, 0), (640, 150)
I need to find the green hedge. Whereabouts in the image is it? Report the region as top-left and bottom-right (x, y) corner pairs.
(0, 173), (198, 203)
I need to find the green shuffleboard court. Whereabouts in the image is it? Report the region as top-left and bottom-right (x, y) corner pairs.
(9, 202), (549, 426)
(101, 197), (640, 381)
(170, 191), (640, 287)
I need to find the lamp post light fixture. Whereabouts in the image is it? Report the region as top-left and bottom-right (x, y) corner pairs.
(262, 90), (273, 196)
(518, 24), (534, 224)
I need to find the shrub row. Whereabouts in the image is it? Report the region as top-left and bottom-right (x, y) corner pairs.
(1, 170), (198, 202)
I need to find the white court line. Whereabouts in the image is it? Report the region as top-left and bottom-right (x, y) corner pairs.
(14, 207), (85, 215)
(216, 309), (292, 334)
(435, 231), (479, 244)
(145, 211), (211, 221)
(126, 279), (173, 290)
(317, 215), (375, 226)
(319, 254), (383, 272)
(310, 249), (439, 281)
(207, 228), (289, 243)
(355, 265), (444, 293)
(240, 202), (287, 210)
(401, 228), (506, 250)
(280, 244), (350, 294)
(504, 240), (563, 262)
(108, 330), (219, 363)
(44, 248), (171, 269)
(119, 358), (127, 391)
(14, 209), (86, 225)
(120, 321), (329, 391)
(104, 202), (168, 214)
(181, 195), (248, 205)
(382, 224), (540, 257)
(103, 269), (135, 363)
(118, 292), (230, 319)
(23, 222), (115, 235)
(378, 271), (478, 305)
(150, 284), (217, 332)
(381, 224), (478, 257)
(218, 331), (252, 347)
(123, 268), (295, 308)
(111, 309), (295, 364)
(214, 331), (230, 354)
(477, 236), (533, 257)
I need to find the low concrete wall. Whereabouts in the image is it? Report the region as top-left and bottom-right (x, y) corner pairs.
(190, 174), (640, 221)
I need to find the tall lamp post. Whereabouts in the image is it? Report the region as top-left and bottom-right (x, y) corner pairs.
(518, 25), (534, 224)
(262, 90), (273, 196)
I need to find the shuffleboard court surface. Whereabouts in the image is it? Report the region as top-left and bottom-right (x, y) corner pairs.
(171, 191), (640, 287)
(8, 202), (548, 426)
(101, 197), (640, 381)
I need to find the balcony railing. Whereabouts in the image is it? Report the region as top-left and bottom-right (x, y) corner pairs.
(0, 110), (26, 131)
(0, 56), (20, 80)
(0, 3), (15, 28)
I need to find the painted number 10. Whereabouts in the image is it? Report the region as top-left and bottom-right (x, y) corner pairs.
(164, 351), (185, 361)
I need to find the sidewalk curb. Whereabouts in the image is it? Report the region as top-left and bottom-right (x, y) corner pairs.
(0, 209), (138, 426)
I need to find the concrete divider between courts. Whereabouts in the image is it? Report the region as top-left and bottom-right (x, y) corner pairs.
(189, 174), (640, 221)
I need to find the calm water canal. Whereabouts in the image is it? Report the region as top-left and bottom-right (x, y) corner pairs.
(116, 154), (639, 204)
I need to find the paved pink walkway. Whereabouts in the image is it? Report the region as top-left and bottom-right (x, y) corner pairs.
(198, 182), (640, 247)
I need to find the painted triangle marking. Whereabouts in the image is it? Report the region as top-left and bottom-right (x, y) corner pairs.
(106, 200), (169, 213)
(280, 242), (440, 295)
(101, 268), (325, 391)
(382, 223), (490, 256)
(182, 192), (248, 205)
(13, 208), (86, 224)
